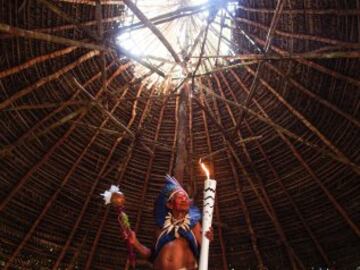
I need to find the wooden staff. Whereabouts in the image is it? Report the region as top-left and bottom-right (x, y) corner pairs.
(101, 186), (136, 268)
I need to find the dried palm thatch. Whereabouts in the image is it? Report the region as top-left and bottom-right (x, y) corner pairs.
(0, 0), (359, 269)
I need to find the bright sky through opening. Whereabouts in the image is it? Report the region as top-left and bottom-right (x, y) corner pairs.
(116, 0), (237, 88)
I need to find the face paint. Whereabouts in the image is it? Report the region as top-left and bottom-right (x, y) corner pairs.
(171, 191), (190, 211)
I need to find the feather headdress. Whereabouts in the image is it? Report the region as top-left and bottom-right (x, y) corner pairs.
(154, 175), (200, 228)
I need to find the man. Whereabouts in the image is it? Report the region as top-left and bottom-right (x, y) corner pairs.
(128, 175), (213, 270)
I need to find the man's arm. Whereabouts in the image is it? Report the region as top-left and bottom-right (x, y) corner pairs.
(127, 230), (151, 259)
(192, 223), (214, 245)
(192, 222), (202, 245)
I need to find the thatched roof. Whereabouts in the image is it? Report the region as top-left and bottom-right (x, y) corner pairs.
(0, 0), (359, 269)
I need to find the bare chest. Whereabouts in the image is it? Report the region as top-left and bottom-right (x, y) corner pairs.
(154, 237), (197, 270)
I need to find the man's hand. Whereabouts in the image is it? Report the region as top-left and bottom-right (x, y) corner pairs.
(124, 230), (152, 259)
(205, 227), (214, 241)
(125, 230), (137, 245)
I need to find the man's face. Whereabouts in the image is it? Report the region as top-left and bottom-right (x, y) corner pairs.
(170, 191), (190, 212)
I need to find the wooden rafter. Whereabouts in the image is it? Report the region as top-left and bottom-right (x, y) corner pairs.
(0, 23), (165, 77)
(206, 75), (301, 266)
(232, 0), (284, 136)
(84, 81), (146, 268)
(237, 5), (360, 15)
(36, 0), (98, 40)
(3, 64), (132, 268)
(190, 50), (360, 61)
(106, 2), (210, 38)
(235, 17), (360, 49)
(0, 60), (119, 157)
(174, 84), (189, 182)
(51, 97), (131, 269)
(0, 46), (77, 79)
(226, 150), (266, 269)
(0, 61), (129, 212)
(242, 64), (360, 176)
(197, 77), (305, 269)
(198, 80), (360, 174)
(34, 15), (123, 34)
(249, 34), (360, 88)
(228, 69), (360, 238)
(0, 50), (99, 111)
(217, 71), (331, 265)
(58, 0), (123, 5)
(245, 117), (331, 265)
(122, 0), (181, 64)
(203, 18), (360, 129)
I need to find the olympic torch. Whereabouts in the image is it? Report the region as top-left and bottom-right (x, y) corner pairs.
(101, 185), (136, 268)
(199, 161), (217, 270)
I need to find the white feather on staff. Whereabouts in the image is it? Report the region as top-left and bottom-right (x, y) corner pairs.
(100, 185), (123, 205)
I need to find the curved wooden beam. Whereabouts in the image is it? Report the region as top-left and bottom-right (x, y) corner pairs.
(0, 46), (77, 79)
(237, 5), (360, 15)
(0, 60), (118, 157)
(0, 50), (99, 111)
(217, 71), (331, 265)
(3, 62), (131, 268)
(231, 0), (283, 136)
(242, 64), (360, 176)
(198, 77), (305, 269)
(228, 69), (360, 238)
(247, 33), (360, 88)
(58, 0), (123, 5)
(83, 82), (146, 268)
(50, 84), (132, 269)
(122, 0), (181, 64)
(233, 18), (360, 49)
(0, 23), (165, 77)
(0, 61), (128, 212)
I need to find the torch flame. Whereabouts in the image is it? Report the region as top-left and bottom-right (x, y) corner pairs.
(200, 160), (210, 180)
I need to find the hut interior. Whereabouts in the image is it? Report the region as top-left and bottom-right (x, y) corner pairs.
(0, 0), (359, 269)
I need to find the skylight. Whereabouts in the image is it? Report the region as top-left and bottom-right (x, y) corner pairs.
(116, 0), (238, 87)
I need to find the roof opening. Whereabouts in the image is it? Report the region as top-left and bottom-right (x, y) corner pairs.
(116, 0), (238, 89)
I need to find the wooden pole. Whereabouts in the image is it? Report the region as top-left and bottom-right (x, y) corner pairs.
(36, 0), (98, 40)
(0, 23), (165, 77)
(228, 69), (360, 238)
(242, 64), (360, 176)
(2, 61), (133, 268)
(232, 0), (284, 137)
(0, 50), (99, 111)
(189, 50), (360, 62)
(216, 70), (331, 264)
(237, 5), (360, 15)
(174, 83), (190, 182)
(122, 0), (181, 64)
(197, 78), (305, 269)
(0, 23), (108, 51)
(199, 80), (360, 174)
(0, 61), (129, 212)
(0, 46), (77, 79)
(58, 0), (123, 5)
(83, 82), (146, 268)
